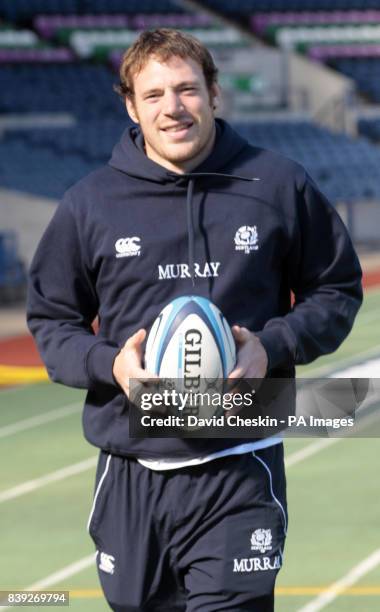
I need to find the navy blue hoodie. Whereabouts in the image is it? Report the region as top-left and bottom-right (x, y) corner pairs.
(27, 119), (362, 458)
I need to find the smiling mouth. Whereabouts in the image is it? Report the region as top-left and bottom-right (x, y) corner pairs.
(161, 122), (193, 133)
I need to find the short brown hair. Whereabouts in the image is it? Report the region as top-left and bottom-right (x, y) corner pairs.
(116, 28), (218, 99)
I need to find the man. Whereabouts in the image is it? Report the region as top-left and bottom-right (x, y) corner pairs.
(27, 29), (362, 611)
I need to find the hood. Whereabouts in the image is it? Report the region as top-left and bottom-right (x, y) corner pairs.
(108, 118), (248, 182)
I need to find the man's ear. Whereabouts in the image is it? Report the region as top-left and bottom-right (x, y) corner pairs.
(211, 83), (221, 110)
(126, 97), (139, 124)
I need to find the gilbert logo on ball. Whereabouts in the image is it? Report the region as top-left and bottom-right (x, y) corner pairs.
(144, 296), (236, 418)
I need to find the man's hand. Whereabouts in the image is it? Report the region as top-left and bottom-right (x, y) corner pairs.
(228, 325), (268, 381)
(113, 329), (157, 398)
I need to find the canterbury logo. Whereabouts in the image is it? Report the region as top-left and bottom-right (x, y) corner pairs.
(115, 237), (141, 258)
(98, 551), (116, 575)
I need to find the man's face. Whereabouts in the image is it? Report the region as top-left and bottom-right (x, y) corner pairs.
(126, 55), (218, 173)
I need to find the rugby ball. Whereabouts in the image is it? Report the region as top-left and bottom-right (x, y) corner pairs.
(145, 296), (236, 419)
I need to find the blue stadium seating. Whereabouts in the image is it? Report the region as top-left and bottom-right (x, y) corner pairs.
(0, 2), (379, 206)
(198, 0), (380, 13)
(0, 120), (132, 198)
(9, 119), (132, 162)
(233, 121), (380, 202)
(0, 64), (125, 117)
(0, 138), (99, 198)
(358, 118), (380, 142)
(329, 59), (380, 103)
(0, 0), (184, 21)
(2, 120), (380, 202)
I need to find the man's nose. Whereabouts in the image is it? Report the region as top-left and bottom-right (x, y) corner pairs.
(163, 90), (184, 115)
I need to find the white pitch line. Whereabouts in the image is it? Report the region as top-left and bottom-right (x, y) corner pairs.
(297, 548), (380, 612)
(27, 554), (96, 590)
(302, 343), (380, 377)
(0, 402), (82, 439)
(285, 392), (380, 468)
(0, 554), (96, 611)
(331, 357), (380, 379)
(285, 438), (339, 468)
(0, 457), (97, 504)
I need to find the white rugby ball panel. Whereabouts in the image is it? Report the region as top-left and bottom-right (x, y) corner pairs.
(145, 296), (236, 378)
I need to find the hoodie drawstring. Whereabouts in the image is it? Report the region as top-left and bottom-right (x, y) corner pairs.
(186, 178), (195, 286)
